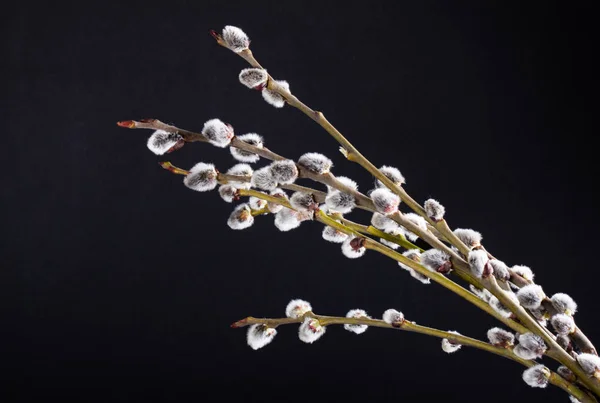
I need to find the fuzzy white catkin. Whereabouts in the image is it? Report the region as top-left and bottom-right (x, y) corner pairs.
(246, 324), (277, 350)
(343, 309), (370, 335)
(516, 284), (545, 310)
(202, 118), (234, 148)
(518, 333), (547, 357)
(551, 314), (576, 335)
(183, 162), (218, 192)
(424, 199), (445, 221)
(334, 176), (358, 191)
(147, 130), (183, 155)
(325, 190), (356, 214)
(375, 166), (405, 188)
(226, 163), (253, 190)
(488, 295), (513, 318)
(468, 250), (489, 278)
(470, 284), (493, 302)
(298, 152), (333, 175)
(453, 228), (482, 248)
(370, 188), (400, 215)
(487, 327), (515, 347)
(267, 188), (287, 213)
(262, 80), (289, 108)
(222, 25), (250, 53)
(341, 236), (366, 259)
(403, 213), (427, 242)
(382, 309), (404, 325)
(420, 249), (450, 273)
(298, 317), (326, 344)
(576, 353), (600, 376)
(441, 331), (462, 354)
(238, 68), (268, 89)
(274, 208), (303, 232)
(489, 259), (511, 282)
(227, 204), (254, 230)
(513, 344), (539, 360)
(251, 166), (278, 191)
(218, 185), (237, 203)
(290, 192), (317, 212)
(570, 396), (582, 403)
(551, 293), (577, 315)
(398, 249), (430, 284)
(248, 196), (267, 211)
(322, 226), (348, 243)
(512, 265), (534, 282)
(285, 299), (312, 319)
(230, 133), (263, 163)
(269, 160), (298, 184)
(557, 365), (575, 381)
(522, 365), (550, 388)
(370, 212), (399, 232)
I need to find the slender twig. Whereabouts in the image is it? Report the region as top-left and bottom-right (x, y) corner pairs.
(231, 312), (593, 403)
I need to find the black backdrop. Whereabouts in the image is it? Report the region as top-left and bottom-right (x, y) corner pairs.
(3, 1), (599, 402)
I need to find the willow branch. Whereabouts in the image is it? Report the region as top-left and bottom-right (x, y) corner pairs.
(231, 312), (593, 403)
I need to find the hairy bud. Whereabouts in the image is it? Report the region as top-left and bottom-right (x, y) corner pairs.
(518, 333), (547, 358)
(251, 166), (278, 191)
(522, 365), (550, 388)
(516, 284), (546, 310)
(551, 314), (576, 335)
(285, 299), (312, 318)
(299, 317), (326, 344)
(262, 80), (289, 108)
(222, 25), (250, 53)
(513, 344), (539, 360)
(227, 203), (254, 230)
(218, 185), (238, 203)
(557, 365), (575, 382)
(334, 176), (359, 191)
(551, 293), (577, 316)
(403, 213), (428, 242)
(488, 292), (519, 318)
(322, 225), (348, 243)
(556, 334), (572, 352)
(489, 259), (511, 282)
(420, 249), (452, 274)
(343, 309), (370, 335)
(468, 249), (490, 278)
(298, 152), (333, 175)
(453, 228), (482, 249)
(147, 130), (184, 155)
(269, 160), (298, 184)
(382, 309), (404, 327)
(576, 353), (600, 378)
(370, 188), (400, 215)
(441, 331), (462, 354)
(268, 188), (287, 213)
(249, 196), (267, 211)
(380, 227), (405, 250)
(274, 207), (311, 232)
(246, 324), (277, 350)
(290, 192), (318, 212)
(183, 162), (218, 192)
(202, 118), (234, 148)
(230, 133), (264, 163)
(487, 327), (515, 348)
(226, 163), (253, 190)
(424, 199), (445, 222)
(239, 68), (268, 90)
(398, 249), (430, 285)
(375, 166), (405, 188)
(512, 265), (534, 282)
(470, 285), (493, 303)
(341, 236), (366, 259)
(371, 213), (399, 232)
(325, 190), (356, 214)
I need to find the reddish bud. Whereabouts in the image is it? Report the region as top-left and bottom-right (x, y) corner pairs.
(117, 120), (136, 128)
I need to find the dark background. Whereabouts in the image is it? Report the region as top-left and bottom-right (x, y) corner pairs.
(2, 1), (599, 402)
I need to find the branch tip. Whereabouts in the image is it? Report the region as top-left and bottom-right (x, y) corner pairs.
(117, 120), (136, 128)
